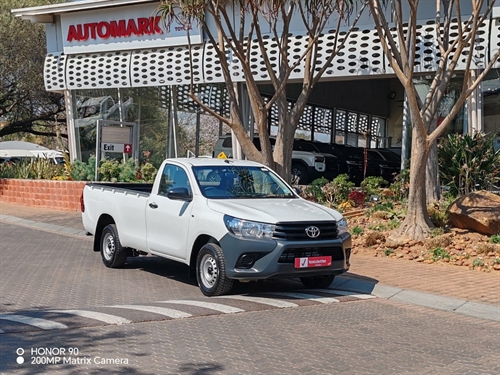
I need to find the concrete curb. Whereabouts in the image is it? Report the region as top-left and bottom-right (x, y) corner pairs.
(334, 275), (500, 322)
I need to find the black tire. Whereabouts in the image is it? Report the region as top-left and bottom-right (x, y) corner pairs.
(100, 224), (127, 268)
(300, 274), (335, 289)
(291, 163), (309, 184)
(196, 243), (234, 296)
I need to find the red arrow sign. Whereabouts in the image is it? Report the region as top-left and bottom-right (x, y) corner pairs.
(124, 144), (132, 154)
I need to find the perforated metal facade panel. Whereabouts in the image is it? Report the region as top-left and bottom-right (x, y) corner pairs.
(130, 46), (204, 86)
(44, 52), (67, 91)
(492, 19), (500, 68)
(65, 51), (132, 89)
(44, 18), (496, 91)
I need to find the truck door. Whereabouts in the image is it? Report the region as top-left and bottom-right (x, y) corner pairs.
(146, 163), (194, 261)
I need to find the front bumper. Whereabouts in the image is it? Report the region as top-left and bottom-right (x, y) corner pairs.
(219, 232), (352, 280)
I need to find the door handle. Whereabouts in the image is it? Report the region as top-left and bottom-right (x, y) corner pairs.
(149, 202), (158, 209)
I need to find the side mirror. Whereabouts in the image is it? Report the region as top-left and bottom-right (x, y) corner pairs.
(166, 187), (192, 201)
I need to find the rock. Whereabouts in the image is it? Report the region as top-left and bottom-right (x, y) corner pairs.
(447, 191), (500, 235)
(455, 260), (463, 266)
(416, 256), (425, 262)
(423, 259), (434, 264)
(493, 264), (500, 271)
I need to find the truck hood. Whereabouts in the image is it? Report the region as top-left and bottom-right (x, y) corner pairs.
(206, 198), (343, 223)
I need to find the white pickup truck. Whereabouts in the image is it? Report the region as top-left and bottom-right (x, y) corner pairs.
(82, 158), (352, 296)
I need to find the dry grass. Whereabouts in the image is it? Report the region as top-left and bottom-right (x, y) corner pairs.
(365, 232), (386, 247)
(425, 235), (453, 250)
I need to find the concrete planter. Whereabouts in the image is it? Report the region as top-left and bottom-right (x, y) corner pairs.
(0, 179), (86, 211)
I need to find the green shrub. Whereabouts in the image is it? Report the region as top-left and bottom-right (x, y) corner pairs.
(429, 247), (451, 261)
(99, 159), (121, 182)
(351, 226), (364, 236)
(70, 157), (96, 181)
(322, 174), (354, 206)
(389, 169), (410, 201)
(361, 176), (388, 197)
(472, 258), (484, 268)
(0, 159), (62, 180)
(384, 248), (394, 256)
(303, 177), (329, 202)
(140, 163), (158, 183)
(439, 132), (500, 196)
(118, 159), (139, 182)
(490, 234), (500, 244)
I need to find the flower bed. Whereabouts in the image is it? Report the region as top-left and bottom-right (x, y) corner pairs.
(0, 179), (86, 211)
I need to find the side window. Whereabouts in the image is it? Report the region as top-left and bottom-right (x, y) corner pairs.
(158, 164), (191, 196)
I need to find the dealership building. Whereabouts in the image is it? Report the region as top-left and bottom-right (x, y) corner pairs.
(12, 0), (500, 166)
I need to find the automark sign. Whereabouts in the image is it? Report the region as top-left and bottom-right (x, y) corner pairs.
(61, 3), (201, 54)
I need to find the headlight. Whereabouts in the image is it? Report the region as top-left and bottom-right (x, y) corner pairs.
(224, 215), (275, 240)
(337, 218), (349, 235)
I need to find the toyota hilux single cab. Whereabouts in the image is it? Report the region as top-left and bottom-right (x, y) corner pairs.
(82, 158), (351, 296)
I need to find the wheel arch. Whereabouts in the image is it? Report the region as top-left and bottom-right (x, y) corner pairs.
(93, 214), (116, 252)
(189, 235), (218, 277)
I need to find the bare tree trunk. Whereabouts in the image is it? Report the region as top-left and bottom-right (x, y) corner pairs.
(274, 95), (294, 183)
(426, 141), (440, 204)
(393, 129), (434, 241)
(426, 117), (440, 204)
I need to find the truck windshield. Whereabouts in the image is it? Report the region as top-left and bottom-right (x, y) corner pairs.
(193, 165), (297, 199)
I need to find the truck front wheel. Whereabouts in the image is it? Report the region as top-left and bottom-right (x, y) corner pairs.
(300, 274), (335, 289)
(196, 243), (234, 296)
(100, 224), (127, 268)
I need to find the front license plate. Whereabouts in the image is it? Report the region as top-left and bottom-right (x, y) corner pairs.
(294, 256), (332, 268)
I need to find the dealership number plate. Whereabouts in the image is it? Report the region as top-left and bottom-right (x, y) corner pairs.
(294, 256), (332, 268)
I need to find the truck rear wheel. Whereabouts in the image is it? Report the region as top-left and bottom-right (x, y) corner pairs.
(196, 243), (233, 296)
(100, 224), (127, 268)
(300, 274), (335, 289)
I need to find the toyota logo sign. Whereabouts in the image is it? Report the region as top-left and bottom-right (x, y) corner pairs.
(305, 226), (320, 238)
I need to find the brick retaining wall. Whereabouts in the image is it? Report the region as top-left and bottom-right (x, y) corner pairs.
(0, 179), (86, 211)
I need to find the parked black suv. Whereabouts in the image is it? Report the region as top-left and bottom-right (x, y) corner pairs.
(311, 141), (401, 185)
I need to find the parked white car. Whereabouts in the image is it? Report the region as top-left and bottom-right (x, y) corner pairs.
(82, 158), (351, 296)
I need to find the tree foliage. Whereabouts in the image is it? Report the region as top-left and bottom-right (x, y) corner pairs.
(0, 0), (66, 140)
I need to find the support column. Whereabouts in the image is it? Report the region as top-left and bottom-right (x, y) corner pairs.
(466, 70), (483, 134)
(64, 90), (81, 162)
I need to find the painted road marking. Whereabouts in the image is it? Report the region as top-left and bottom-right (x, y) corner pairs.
(0, 314), (68, 330)
(262, 292), (340, 304)
(307, 289), (376, 299)
(0, 291), (374, 334)
(159, 300), (244, 314)
(109, 305), (192, 319)
(215, 295), (298, 308)
(50, 310), (132, 325)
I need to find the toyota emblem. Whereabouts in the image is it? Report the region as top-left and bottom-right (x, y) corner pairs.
(305, 226), (320, 238)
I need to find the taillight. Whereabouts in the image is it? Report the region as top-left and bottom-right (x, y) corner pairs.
(80, 192), (85, 212)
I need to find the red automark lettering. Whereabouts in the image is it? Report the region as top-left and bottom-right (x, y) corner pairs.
(67, 16), (164, 42)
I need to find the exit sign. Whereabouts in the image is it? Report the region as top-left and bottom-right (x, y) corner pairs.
(101, 143), (132, 154)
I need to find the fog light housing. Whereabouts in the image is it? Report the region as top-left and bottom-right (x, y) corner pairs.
(236, 253), (256, 269)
